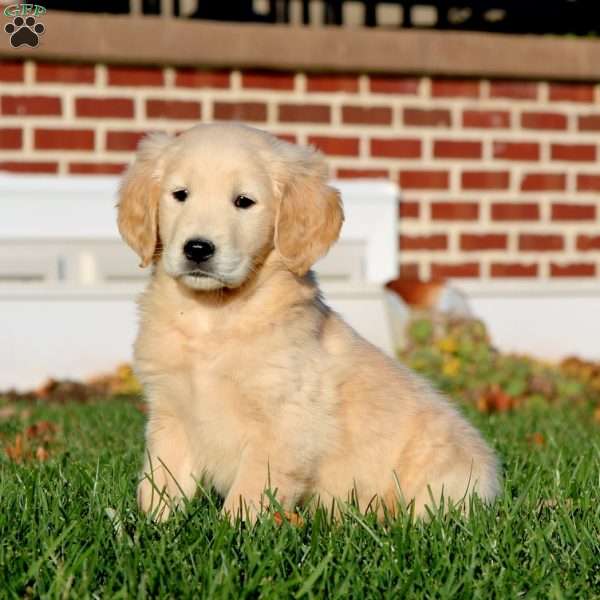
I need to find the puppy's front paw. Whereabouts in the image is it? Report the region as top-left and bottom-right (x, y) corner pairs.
(137, 475), (172, 522)
(222, 494), (260, 525)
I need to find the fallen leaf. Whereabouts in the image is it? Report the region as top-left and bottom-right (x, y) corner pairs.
(476, 395), (488, 413)
(527, 432), (546, 447)
(476, 385), (514, 413)
(537, 498), (574, 511)
(25, 420), (57, 441)
(492, 390), (513, 413)
(35, 446), (49, 461)
(274, 511), (305, 527)
(5, 433), (23, 462)
(3, 420), (58, 463)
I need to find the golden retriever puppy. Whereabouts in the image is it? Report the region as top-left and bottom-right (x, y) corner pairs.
(118, 123), (500, 522)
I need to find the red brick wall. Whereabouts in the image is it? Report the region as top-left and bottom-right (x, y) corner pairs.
(1, 59), (599, 280)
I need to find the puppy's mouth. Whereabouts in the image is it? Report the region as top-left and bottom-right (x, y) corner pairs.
(170, 256), (252, 291)
(180, 268), (223, 282)
(186, 270), (210, 279)
(178, 268), (231, 290)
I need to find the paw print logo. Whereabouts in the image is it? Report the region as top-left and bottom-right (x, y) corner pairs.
(5, 15), (45, 48)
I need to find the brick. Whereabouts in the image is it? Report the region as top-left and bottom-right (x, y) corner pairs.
(0, 128), (22, 149)
(399, 263), (420, 279)
(434, 140), (482, 159)
(431, 202), (479, 221)
(35, 128), (94, 151)
(491, 202), (539, 221)
(307, 135), (359, 157)
(491, 263), (538, 277)
(69, 162), (127, 175)
(369, 76), (419, 95)
(146, 99), (201, 120)
(370, 138), (421, 158)
(463, 110), (510, 129)
(519, 234), (564, 251)
(578, 115), (600, 131)
(273, 133), (297, 143)
(106, 131), (146, 151)
(550, 263), (596, 277)
(577, 235), (600, 251)
(521, 173), (566, 191)
(278, 104), (330, 123)
(549, 83), (594, 103)
(0, 161), (57, 173)
(400, 234), (447, 251)
(175, 69), (230, 88)
(489, 80), (538, 100)
(242, 71), (294, 90)
(551, 203), (596, 221)
(493, 141), (539, 161)
(577, 174), (600, 191)
(107, 66), (164, 87)
(1, 95), (61, 116)
(399, 201), (420, 218)
(400, 170), (449, 190)
(213, 102), (267, 122)
(522, 112), (567, 130)
(342, 105), (392, 125)
(462, 171), (510, 190)
(76, 97), (134, 119)
(551, 143), (596, 162)
(0, 60), (24, 82)
(431, 79), (479, 98)
(431, 262), (480, 278)
(36, 62), (95, 84)
(336, 168), (389, 179)
(460, 233), (507, 251)
(404, 108), (451, 127)
(306, 74), (359, 93)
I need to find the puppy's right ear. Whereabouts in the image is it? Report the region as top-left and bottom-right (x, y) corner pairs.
(118, 132), (172, 267)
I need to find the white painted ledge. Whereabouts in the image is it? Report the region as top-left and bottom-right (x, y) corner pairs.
(454, 280), (600, 361)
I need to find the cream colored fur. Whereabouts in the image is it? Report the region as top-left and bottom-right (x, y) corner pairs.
(118, 123), (500, 522)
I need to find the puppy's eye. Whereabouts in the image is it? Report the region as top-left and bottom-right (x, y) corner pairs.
(234, 195), (256, 209)
(172, 189), (188, 202)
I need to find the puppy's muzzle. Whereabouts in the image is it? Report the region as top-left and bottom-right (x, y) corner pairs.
(183, 238), (216, 263)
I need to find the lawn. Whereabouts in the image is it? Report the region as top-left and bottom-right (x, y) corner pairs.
(1, 395), (599, 598)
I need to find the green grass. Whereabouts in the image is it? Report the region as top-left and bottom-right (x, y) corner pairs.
(1, 398), (600, 598)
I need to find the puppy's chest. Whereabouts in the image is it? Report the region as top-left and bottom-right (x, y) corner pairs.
(139, 311), (309, 440)
(144, 318), (286, 427)
(143, 337), (265, 487)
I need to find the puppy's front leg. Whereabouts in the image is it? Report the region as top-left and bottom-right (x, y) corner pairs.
(138, 410), (196, 521)
(222, 444), (307, 524)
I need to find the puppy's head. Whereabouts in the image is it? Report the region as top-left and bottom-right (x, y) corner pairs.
(118, 123), (343, 291)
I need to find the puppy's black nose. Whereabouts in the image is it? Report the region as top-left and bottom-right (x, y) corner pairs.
(183, 238), (215, 263)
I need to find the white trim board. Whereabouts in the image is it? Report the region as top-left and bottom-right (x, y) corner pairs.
(454, 280), (600, 361)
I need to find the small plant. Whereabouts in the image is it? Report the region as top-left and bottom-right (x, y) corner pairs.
(400, 313), (600, 413)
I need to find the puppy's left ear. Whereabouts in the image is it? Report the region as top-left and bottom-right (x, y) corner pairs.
(118, 132), (172, 267)
(274, 144), (344, 276)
